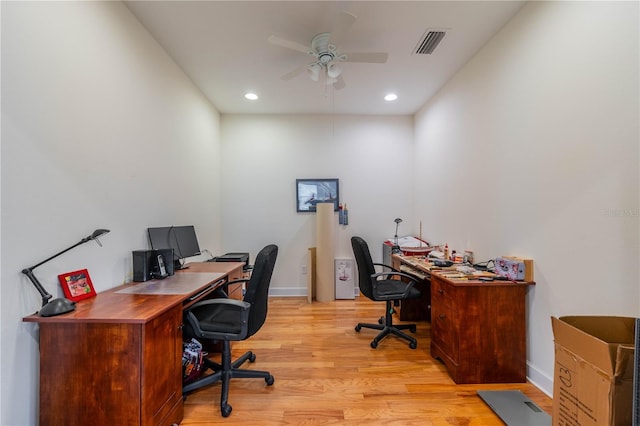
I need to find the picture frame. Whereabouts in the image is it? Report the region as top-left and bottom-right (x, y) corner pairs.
(58, 269), (96, 302)
(296, 178), (339, 212)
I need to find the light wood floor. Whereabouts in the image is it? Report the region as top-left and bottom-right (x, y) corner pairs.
(181, 296), (552, 425)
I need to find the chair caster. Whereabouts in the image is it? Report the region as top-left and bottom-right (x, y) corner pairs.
(409, 341), (417, 349)
(370, 340), (378, 349)
(355, 325), (361, 332)
(266, 375), (275, 385)
(221, 404), (232, 417)
(249, 352), (256, 362)
(410, 325), (417, 333)
(378, 317), (384, 325)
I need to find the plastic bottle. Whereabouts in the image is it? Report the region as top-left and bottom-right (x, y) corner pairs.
(443, 244), (449, 260)
(338, 204), (344, 225)
(343, 204), (349, 226)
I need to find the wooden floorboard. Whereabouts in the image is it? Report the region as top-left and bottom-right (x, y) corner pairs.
(181, 296), (552, 425)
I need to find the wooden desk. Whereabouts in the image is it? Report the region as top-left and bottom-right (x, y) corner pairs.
(392, 255), (534, 384)
(23, 261), (244, 426)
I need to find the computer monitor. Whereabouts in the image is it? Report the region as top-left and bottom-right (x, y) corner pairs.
(147, 225), (201, 270)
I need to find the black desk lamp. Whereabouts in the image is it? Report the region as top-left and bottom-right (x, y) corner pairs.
(391, 218), (403, 254)
(22, 228), (110, 317)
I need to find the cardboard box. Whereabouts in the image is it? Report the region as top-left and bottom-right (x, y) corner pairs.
(504, 256), (534, 281)
(495, 257), (525, 280)
(551, 316), (635, 426)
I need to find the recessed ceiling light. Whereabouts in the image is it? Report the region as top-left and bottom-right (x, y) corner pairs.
(384, 93), (398, 102)
(245, 93), (258, 101)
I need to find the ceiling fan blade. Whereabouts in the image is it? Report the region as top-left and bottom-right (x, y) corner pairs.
(268, 35), (312, 54)
(280, 61), (312, 80)
(341, 52), (388, 63)
(328, 11), (356, 48)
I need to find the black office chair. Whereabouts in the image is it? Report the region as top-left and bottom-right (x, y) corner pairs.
(182, 244), (278, 417)
(351, 236), (421, 349)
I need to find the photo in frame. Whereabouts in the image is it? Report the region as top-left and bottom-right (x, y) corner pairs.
(296, 178), (339, 212)
(58, 269), (96, 302)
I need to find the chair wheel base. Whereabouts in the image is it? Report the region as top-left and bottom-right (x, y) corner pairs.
(221, 404), (232, 417)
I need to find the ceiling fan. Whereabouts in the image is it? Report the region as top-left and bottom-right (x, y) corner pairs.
(268, 11), (388, 90)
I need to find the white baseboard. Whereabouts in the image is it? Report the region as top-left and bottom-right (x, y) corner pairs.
(268, 287), (307, 297)
(269, 287), (360, 297)
(527, 362), (553, 397)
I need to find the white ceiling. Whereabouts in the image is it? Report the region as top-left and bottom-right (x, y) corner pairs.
(124, 1), (525, 115)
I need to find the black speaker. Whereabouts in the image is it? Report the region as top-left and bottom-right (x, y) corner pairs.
(132, 249), (175, 282)
(133, 250), (154, 282)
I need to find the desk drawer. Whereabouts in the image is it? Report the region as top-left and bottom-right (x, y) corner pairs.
(431, 303), (457, 360)
(430, 275), (458, 362)
(431, 277), (454, 310)
(227, 281), (244, 300)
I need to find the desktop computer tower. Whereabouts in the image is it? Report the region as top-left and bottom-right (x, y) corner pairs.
(132, 249), (175, 282)
(212, 252), (251, 271)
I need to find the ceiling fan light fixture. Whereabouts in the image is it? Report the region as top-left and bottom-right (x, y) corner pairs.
(327, 62), (342, 79)
(307, 63), (321, 81)
(384, 93), (398, 101)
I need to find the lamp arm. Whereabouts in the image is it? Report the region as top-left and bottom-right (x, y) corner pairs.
(26, 240), (85, 271)
(21, 267), (53, 307)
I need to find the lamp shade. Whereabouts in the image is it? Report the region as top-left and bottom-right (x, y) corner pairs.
(327, 62), (342, 79)
(307, 63), (321, 81)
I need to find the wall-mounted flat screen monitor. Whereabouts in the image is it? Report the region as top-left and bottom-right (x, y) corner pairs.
(148, 225), (201, 270)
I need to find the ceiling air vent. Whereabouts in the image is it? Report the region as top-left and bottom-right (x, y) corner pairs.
(414, 29), (446, 55)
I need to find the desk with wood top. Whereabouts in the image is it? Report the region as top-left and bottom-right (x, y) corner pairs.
(392, 254), (535, 384)
(23, 261), (245, 426)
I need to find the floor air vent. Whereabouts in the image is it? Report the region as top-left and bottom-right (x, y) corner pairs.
(414, 30), (446, 55)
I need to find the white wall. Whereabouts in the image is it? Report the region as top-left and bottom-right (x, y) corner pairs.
(3, 2), (638, 424)
(414, 1), (639, 395)
(220, 114), (415, 295)
(1, 2), (222, 424)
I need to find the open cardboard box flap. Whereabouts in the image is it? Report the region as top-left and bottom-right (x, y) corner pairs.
(551, 316), (635, 376)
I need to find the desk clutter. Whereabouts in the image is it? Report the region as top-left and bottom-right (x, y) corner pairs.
(398, 253), (534, 283)
(385, 234), (533, 283)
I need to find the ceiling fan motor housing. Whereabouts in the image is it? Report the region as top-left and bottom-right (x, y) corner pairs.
(311, 33), (336, 64)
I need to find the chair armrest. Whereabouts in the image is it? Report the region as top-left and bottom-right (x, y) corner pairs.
(225, 278), (250, 286)
(371, 271), (417, 282)
(189, 297), (250, 311)
(215, 278), (250, 298)
(373, 262), (399, 272)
